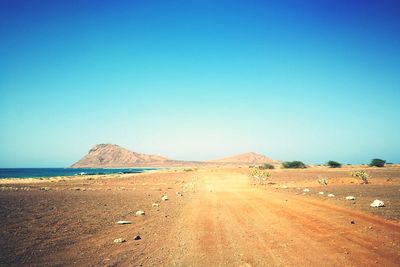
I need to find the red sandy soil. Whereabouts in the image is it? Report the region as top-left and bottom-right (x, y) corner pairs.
(0, 167), (399, 266)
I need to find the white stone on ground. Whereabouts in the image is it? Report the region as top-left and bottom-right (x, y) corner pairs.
(161, 195), (169, 201)
(117, 220), (132, 225)
(114, 238), (126, 243)
(370, 199), (385, 208)
(318, 192), (324, 195)
(328, 194), (335, 197)
(345, 196), (356, 200)
(136, 210), (145, 216)
(152, 203), (159, 207)
(303, 188), (310, 192)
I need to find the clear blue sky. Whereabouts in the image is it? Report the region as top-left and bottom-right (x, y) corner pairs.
(1, 0), (399, 167)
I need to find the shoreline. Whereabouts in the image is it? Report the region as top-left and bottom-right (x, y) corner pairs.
(0, 168), (171, 184)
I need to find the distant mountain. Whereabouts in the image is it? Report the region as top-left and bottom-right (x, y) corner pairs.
(70, 144), (169, 168)
(210, 152), (280, 165)
(70, 144), (280, 168)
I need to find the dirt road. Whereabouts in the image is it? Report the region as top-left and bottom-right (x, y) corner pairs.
(164, 170), (400, 266)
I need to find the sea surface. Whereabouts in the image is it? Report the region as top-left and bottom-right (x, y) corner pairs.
(0, 168), (159, 179)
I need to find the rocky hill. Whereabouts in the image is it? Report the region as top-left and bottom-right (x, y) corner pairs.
(71, 144), (280, 167)
(210, 152), (281, 165)
(70, 144), (170, 168)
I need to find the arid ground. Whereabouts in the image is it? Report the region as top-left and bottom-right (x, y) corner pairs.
(1, 166), (399, 266)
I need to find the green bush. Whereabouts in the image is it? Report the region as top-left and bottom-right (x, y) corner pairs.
(351, 170), (370, 184)
(317, 177), (328, 185)
(326, 160), (342, 168)
(259, 163), (274, 169)
(249, 167), (271, 185)
(369, 158), (386, 167)
(282, 161), (306, 169)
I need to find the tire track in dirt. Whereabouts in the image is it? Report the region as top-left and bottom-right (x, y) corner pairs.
(167, 170), (400, 267)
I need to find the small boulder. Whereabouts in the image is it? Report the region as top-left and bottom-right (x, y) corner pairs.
(134, 235), (141, 240)
(281, 185), (288, 189)
(117, 220), (132, 225)
(370, 199), (385, 208)
(346, 196), (356, 200)
(303, 188), (310, 192)
(318, 192), (324, 195)
(161, 195), (169, 201)
(152, 203), (159, 207)
(136, 210), (145, 216)
(328, 194), (335, 197)
(114, 238), (126, 243)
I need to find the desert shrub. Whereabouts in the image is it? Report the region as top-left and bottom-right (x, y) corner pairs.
(317, 177), (328, 185)
(249, 167), (271, 185)
(259, 163), (274, 169)
(326, 160), (342, 168)
(369, 158), (386, 167)
(351, 170), (370, 184)
(282, 161), (306, 169)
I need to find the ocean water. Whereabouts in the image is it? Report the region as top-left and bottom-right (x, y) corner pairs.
(0, 168), (158, 179)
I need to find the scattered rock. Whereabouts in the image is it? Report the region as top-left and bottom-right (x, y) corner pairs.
(117, 221), (132, 225)
(328, 194), (335, 197)
(114, 238), (126, 243)
(370, 199), (385, 208)
(318, 191), (324, 195)
(351, 220), (356, 224)
(136, 210), (145, 216)
(161, 195), (169, 201)
(281, 185), (288, 189)
(345, 196), (356, 200)
(152, 203), (159, 207)
(303, 188), (310, 192)
(40, 187), (50, 191)
(134, 235), (141, 240)
(176, 191), (183, 196)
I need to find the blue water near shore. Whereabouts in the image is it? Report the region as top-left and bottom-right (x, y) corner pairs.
(0, 168), (158, 179)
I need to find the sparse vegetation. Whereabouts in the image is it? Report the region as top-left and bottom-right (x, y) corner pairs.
(282, 161), (306, 169)
(326, 160), (342, 168)
(259, 163), (274, 169)
(317, 177), (329, 185)
(249, 167), (271, 185)
(369, 158), (386, 167)
(351, 170), (370, 184)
